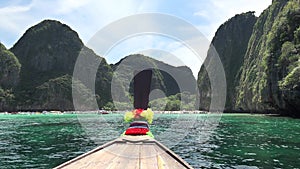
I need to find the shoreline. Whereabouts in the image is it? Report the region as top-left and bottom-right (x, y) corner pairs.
(0, 111), (298, 119)
(0, 110), (281, 116)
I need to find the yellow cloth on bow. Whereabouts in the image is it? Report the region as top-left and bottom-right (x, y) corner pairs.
(124, 108), (154, 124)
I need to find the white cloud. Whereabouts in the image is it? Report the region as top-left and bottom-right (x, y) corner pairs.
(193, 11), (210, 19)
(102, 33), (206, 78)
(56, 0), (145, 45)
(192, 0), (271, 41)
(0, 2), (32, 33)
(55, 0), (90, 14)
(141, 49), (185, 67)
(211, 0), (271, 17)
(0, 2), (36, 46)
(0, 0), (145, 47)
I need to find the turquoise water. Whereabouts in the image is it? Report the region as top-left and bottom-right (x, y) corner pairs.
(0, 113), (299, 168)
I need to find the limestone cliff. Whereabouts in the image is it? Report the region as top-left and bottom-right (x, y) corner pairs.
(0, 43), (20, 88)
(0, 43), (20, 110)
(197, 12), (257, 111)
(113, 54), (197, 103)
(10, 20), (112, 110)
(197, 0), (300, 117)
(235, 0), (300, 116)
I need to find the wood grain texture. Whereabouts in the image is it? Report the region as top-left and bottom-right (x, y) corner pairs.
(54, 136), (193, 169)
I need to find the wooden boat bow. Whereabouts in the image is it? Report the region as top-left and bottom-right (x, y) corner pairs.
(54, 135), (193, 169)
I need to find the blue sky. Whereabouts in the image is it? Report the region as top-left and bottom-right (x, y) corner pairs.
(0, 0), (272, 76)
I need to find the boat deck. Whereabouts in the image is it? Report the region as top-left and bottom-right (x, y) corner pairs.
(54, 135), (193, 169)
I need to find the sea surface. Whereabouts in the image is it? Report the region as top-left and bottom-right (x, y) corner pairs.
(0, 113), (299, 169)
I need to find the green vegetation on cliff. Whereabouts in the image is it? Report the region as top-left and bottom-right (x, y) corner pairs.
(149, 92), (197, 111)
(197, 12), (257, 111)
(0, 43), (20, 111)
(0, 43), (20, 88)
(0, 88), (15, 111)
(32, 75), (96, 110)
(197, 0), (299, 117)
(112, 54), (197, 109)
(236, 0), (300, 116)
(9, 20), (113, 110)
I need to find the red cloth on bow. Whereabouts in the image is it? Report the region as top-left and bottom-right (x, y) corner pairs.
(125, 128), (149, 135)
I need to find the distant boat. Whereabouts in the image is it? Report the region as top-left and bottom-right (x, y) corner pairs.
(50, 111), (63, 114)
(98, 110), (109, 114)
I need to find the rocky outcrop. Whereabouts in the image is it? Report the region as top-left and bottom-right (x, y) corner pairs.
(0, 43), (20, 111)
(235, 0), (300, 117)
(0, 43), (20, 88)
(198, 0), (300, 117)
(113, 54), (197, 102)
(10, 20), (112, 110)
(197, 12), (257, 111)
(11, 20), (83, 86)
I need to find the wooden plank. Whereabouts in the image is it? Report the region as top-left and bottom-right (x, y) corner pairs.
(105, 143), (139, 169)
(155, 145), (183, 169)
(157, 154), (169, 169)
(93, 143), (129, 169)
(153, 140), (193, 169)
(58, 144), (126, 169)
(140, 144), (159, 169)
(54, 138), (119, 169)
